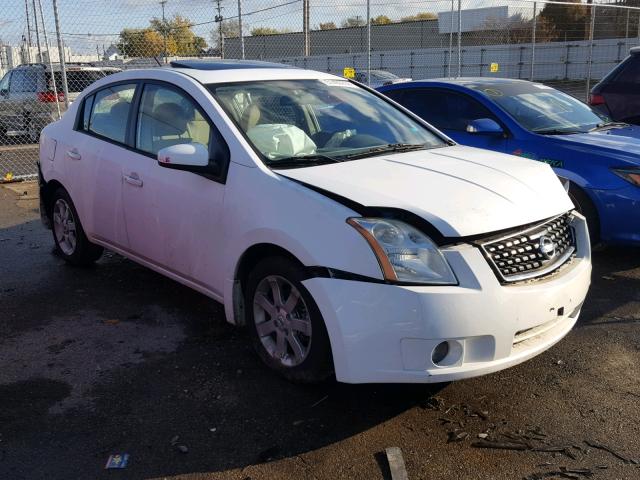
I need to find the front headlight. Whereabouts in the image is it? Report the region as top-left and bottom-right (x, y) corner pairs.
(347, 217), (457, 285)
(611, 167), (640, 187)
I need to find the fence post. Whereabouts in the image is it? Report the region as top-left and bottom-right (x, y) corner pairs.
(51, 0), (69, 109)
(448, 0), (454, 77)
(457, 0), (462, 77)
(238, 0), (245, 59)
(625, 8), (630, 39)
(37, 0), (61, 119)
(531, 1), (537, 80)
(586, 4), (596, 99)
(366, 0), (371, 85)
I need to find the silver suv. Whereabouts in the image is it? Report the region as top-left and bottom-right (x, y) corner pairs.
(0, 63), (120, 143)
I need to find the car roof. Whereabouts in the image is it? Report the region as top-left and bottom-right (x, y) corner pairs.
(393, 77), (532, 87)
(166, 61), (339, 84)
(170, 59), (298, 70)
(630, 46), (640, 55)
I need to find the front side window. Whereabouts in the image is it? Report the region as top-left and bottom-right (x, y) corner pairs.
(0, 72), (10, 93)
(208, 79), (445, 167)
(471, 82), (605, 134)
(88, 83), (136, 143)
(10, 70), (38, 93)
(396, 89), (497, 131)
(136, 84), (211, 155)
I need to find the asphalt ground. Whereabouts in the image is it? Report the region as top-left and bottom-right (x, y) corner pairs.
(0, 182), (639, 480)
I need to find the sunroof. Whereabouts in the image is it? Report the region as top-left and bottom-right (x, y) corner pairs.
(170, 60), (297, 70)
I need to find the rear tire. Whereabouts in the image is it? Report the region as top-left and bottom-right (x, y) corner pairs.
(568, 182), (600, 245)
(50, 187), (103, 266)
(245, 256), (333, 383)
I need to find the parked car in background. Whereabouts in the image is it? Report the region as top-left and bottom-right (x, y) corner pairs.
(39, 61), (590, 384)
(380, 78), (640, 246)
(0, 63), (120, 143)
(354, 69), (411, 88)
(590, 47), (640, 125)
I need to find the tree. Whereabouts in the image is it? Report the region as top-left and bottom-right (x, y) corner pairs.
(401, 12), (437, 22)
(371, 15), (392, 25)
(318, 22), (336, 30)
(150, 14), (207, 55)
(538, 0), (588, 41)
(118, 28), (169, 57)
(209, 20), (240, 55)
(341, 16), (366, 28)
(250, 27), (285, 36)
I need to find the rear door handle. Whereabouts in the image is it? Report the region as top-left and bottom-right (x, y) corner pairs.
(66, 149), (81, 160)
(123, 172), (143, 187)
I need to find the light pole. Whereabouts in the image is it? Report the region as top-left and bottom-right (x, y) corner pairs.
(215, 0), (224, 59)
(32, 0), (42, 62)
(238, 0), (245, 59)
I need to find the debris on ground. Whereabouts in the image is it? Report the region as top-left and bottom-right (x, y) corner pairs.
(105, 454), (129, 469)
(584, 440), (638, 464)
(447, 430), (469, 443)
(421, 396), (445, 411)
(177, 444), (188, 454)
(309, 395), (328, 408)
(385, 447), (409, 480)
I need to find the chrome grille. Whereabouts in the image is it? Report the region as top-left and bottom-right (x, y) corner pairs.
(479, 212), (576, 283)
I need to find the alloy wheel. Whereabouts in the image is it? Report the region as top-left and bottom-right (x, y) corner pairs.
(252, 275), (312, 367)
(52, 198), (77, 256)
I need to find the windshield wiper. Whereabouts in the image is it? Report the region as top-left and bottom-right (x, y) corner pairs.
(268, 154), (342, 169)
(534, 129), (582, 136)
(342, 143), (428, 160)
(589, 121), (630, 132)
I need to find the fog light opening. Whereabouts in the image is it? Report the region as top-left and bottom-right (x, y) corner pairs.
(432, 341), (450, 365)
(431, 340), (464, 367)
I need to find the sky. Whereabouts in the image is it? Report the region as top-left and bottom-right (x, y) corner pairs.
(0, 0), (606, 55)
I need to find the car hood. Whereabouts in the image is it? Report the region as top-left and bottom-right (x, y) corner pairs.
(552, 127), (640, 164)
(278, 145), (573, 238)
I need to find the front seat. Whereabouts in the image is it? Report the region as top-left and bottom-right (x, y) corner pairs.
(151, 102), (190, 152)
(241, 103), (261, 131)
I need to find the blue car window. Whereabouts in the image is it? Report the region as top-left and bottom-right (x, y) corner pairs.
(392, 88), (496, 132)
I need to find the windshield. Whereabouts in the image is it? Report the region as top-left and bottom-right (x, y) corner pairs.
(371, 70), (399, 80)
(208, 79), (445, 167)
(471, 82), (607, 134)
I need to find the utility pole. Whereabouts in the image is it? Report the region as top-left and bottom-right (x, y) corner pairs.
(52, 0), (69, 108)
(303, 0), (310, 56)
(24, 0), (32, 61)
(238, 0), (245, 59)
(37, 0), (61, 119)
(160, 0), (168, 63)
(366, 2), (370, 84)
(32, 0), (42, 62)
(215, 0), (224, 59)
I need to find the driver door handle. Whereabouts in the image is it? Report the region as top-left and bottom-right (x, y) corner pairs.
(123, 172), (143, 187)
(66, 149), (81, 160)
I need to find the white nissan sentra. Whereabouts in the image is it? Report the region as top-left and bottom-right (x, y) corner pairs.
(38, 60), (591, 383)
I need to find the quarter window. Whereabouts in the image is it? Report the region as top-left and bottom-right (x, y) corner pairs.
(88, 84), (136, 143)
(135, 84), (211, 155)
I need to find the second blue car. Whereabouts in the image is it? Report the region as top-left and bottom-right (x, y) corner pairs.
(379, 78), (640, 246)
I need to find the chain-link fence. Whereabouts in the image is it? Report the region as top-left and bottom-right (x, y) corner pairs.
(2, 0), (640, 181)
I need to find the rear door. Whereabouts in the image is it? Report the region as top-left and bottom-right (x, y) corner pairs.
(600, 55), (640, 124)
(69, 82), (138, 248)
(387, 87), (508, 152)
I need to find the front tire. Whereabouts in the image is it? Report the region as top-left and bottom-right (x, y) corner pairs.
(245, 256), (333, 383)
(50, 187), (103, 266)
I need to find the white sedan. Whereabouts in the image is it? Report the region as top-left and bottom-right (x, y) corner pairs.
(38, 60), (591, 383)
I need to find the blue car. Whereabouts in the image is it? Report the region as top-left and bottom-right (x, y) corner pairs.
(379, 78), (640, 246)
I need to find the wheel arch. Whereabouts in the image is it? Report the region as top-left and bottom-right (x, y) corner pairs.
(231, 243), (306, 327)
(41, 178), (67, 220)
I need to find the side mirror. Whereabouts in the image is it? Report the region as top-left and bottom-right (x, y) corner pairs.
(157, 143), (209, 171)
(466, 118), (504, 136)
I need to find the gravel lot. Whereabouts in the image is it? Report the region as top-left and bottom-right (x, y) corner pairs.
(1, 182), (639, 480)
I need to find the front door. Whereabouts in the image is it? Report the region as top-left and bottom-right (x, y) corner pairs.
(122, 82), (227, 295)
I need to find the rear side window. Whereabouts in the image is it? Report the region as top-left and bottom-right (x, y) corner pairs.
(10, 69), (38, 93)
(396, 88), (496, 131)
(47, 70), (115, 93)
(613, 56), (640, 83)
(87, 84), (136, 143)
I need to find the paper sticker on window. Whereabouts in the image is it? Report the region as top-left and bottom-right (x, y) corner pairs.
(490, 63), (499, 73)
(343, 67), (356, 79)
